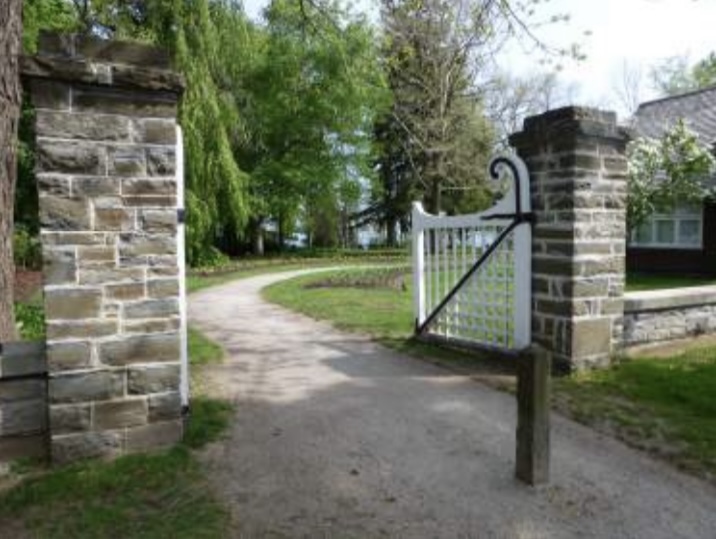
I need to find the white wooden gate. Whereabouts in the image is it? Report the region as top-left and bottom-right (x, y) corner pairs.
(412, 155), (532, 351)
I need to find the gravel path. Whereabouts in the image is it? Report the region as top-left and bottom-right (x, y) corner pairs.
(190, 269), (716, 539)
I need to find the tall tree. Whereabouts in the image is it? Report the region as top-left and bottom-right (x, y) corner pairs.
(239, 0), (387, 252)
(650, 53), (716, 97)
(374, 0), (496, 244)
(0, 0), (23, 340)
(484, 69), (578, 148)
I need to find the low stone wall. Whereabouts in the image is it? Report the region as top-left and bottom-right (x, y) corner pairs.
(623, 286), (716, 347)
(0, 342), (48, 464)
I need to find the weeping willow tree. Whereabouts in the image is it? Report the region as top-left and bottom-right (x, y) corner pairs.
(169, 1), (251, 264)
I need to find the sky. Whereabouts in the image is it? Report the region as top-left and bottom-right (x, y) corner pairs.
(242, 0), (716, 118)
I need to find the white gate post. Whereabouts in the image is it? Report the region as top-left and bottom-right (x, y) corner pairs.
(512, 155), (532, 349)
(412, 202), (426, 329)
(176, 126), (189, 410)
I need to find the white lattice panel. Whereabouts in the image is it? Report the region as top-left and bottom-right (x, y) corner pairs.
(412, 154), (531, 351)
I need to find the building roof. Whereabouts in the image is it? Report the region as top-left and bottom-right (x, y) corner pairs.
(634, 85), (716, 144)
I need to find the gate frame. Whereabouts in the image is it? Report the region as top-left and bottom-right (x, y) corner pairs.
(411, 154), (533, 352)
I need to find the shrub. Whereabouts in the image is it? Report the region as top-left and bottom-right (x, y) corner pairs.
(14, 303), (45, 340)
(13, 228), (42, 270)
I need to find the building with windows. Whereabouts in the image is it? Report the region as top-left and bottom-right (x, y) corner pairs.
(627, 87), (716, 276)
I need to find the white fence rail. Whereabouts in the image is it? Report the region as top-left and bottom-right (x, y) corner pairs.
(412, 155), (532, 351)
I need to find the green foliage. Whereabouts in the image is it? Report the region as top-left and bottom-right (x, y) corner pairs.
(14, 303), (45, 341)
(373, 0), (495, 241)
(13, 227), (42, 270)
(171, 1), (251, 263)
(627, 119), (716, 230)
(22, 0), (78, 53)
(240, 0), (389, 251)
(650, 53), (716, 96)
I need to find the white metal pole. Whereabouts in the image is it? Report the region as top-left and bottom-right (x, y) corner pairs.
(412, 202), (426, 328)
(176, 126), (190, 410)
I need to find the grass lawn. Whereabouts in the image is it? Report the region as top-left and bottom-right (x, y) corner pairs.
(626, 272), (716, 292)
(265, 267), (716, 482)
(187, 254), (409, 293)
(553, 346), (716, 479)
(0, 328), (234, 538)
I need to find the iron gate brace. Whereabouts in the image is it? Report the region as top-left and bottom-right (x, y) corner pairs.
(415, 155), (534, 336)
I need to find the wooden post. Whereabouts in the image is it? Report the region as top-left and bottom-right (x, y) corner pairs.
(515, 346), (550, 485)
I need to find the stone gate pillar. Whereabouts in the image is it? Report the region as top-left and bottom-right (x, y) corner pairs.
(21, 33), (185, 462)
(510, 108), (630, 371)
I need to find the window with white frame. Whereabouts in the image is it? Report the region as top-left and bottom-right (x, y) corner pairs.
(630, 205), (703, 249)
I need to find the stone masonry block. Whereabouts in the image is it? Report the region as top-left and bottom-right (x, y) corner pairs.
(0, 342), (46, 377)
(93, 398), (149, 429)
(50, 403), (92, 434)
(146, 147), (176, 176)
(123, 195), (176, 208)
(0, 401), (47, 436)
(43, 247), (77, 285)
(106, 282), (146, 301)
(94, 208), (135, 231)
(52, 431), (123, 464)
(47, 341), (92, 371)
(148, 266), (178, 278)
(147, 279), (179, 299)
(120, 233), (176, 258)
(0, 379), (45, 403)
(47, 320), (118, 340)
(27, 79), (70, 110)
(140, 210), (177, 233)
(37, 174), (71, 196)
(125, 419), (182, 453)
(136, 119), (176, 144)
(73, 177), (121, 197)
(148, 392), (181, 422)
(42, 231), (111, 246)
(98, 333), (180, 366)
(108, 146), (146, 176)
(40, 195), (90, 230)
(123, 319), (180, 334)
(79, 267), (144, 286)
(73, 87), (178, 118)
(36, 140), (105, 174)
(124, 299), (179, 319)
(128, 363), (180, 395)
(122, 178), (175, 196)
(45, 288), (102, 320)
(77, 246), (116, 266)
(49, 370), (124, 403)
(36, 110), (131, 141)
(570, 318), (613, 359)
(0, 434), (48, 463)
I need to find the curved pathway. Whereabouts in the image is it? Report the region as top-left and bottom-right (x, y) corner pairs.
(190, 269), (716, 539)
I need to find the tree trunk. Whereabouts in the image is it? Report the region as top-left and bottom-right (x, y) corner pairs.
(0, 0), (22, 341)
(386, 215), (397, 247)
(250, 219), (265, 256)
(277, 212), (285, 252)
(430, 178), (441, 215)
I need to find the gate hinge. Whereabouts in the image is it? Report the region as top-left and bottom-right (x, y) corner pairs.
(177, 208), (186, 224)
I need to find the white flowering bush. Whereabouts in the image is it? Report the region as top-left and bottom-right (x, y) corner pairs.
(627, 119), (716, 230)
